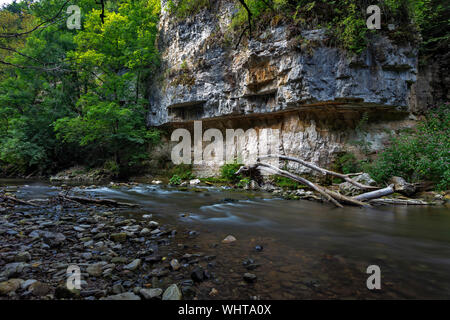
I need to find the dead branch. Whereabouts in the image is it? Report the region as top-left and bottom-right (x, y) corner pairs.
(59, 194), (138, 208)
(246, 163), (344, 208)
(0, 195), (40, 207)
(369, 198), (431, 206)
(258, 154), (379, 190)
(0, 1), (70, 39)
(353, 185), (395, 202)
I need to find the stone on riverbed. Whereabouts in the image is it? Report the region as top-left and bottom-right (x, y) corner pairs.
(222, 235), (236, 244)
(123, 259), (141, 271)
(162, 284), (182, 300)
(15, 251), (31, 262)
(110, 232), (127, 242)
(28, 281), (50, 296)
(0, 279), (24, 295)
(1, 262), (29, 278)
(170, 259), (181, 271)
(86, 263), (104, 277)
(139, 288), (163, 300)
(243, 273), (257, 283)
(102, 292), (141, 300)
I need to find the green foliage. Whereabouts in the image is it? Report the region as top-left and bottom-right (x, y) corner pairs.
(273, 175), (302, 189)
(236, 177), (251, 188)
(169, 164), (194, 180)
(0, 0), (162, 176)
(169, 174), (182, 185)
(367, 104), (450, 190)
(220, 162), (243, 183)
(167, 0), (210, 19)
(333, 152), (361, 175)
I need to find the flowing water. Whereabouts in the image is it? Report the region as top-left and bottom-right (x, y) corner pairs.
(3, 179), (450, 299)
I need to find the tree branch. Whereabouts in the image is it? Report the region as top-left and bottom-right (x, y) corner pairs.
(0, 0), (71, 39)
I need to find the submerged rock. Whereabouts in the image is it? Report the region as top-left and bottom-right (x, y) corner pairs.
(222, 235), (236, 244)
(243, 273), (257, 283)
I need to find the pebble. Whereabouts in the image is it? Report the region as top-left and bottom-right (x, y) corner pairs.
(28, 281), (50, 296)
(139, 288), (163, 300)
(243, 273), (257, 283)
(123, 259), (141, 271)
(162, 284), (182, 300)
(0, 279), (24, 295)
(103, 292), (141, 300)
(86, 263), (104, 277)
(191, 267), (205, 282)
(110, 233), (127, 242)
(15, 251), (31, 262)
(170, 259), (181, 271)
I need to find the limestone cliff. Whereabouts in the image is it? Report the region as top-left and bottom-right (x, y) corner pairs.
(148, 0), (430, 176)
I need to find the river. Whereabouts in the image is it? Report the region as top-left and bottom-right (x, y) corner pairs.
(2, 179), (450, 299)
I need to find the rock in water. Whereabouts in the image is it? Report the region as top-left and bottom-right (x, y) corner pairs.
(189, 179), (201, 185)
(222, 235), (236, 244)
(162, 284), (182, 300)
(243, 273), (257, 283)
(103, 292), (141, 300)
(139, 288), (163, 300)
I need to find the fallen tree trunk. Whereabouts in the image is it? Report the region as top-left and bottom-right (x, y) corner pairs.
(353, 185), (395, 202)
(59, 194), (138, 208)
(259, 154), (379, 190)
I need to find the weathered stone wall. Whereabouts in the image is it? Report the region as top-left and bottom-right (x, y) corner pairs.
(148, 0), (431, 176)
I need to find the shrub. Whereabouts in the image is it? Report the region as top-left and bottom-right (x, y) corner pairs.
(367, 103), (450, 190)
(273, 175), (302, 189)
(169, 174), (182, 185)
(333, 152), (361, 175)
(170, 164), (194, 180)
(220, 162), (243, 183)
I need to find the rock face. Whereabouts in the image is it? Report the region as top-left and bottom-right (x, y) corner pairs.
(148, 1), (427, 176)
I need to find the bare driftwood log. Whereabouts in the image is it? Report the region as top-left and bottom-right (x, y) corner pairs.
(353, 185), (395, 202)
(241, 163), (368, 208)
(59, 194), (137, 208)
(369, 198), (431, 206)
(0, 194), (40, 207)
(258, 154), (379, 190)
(254, 162), (374, 207)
